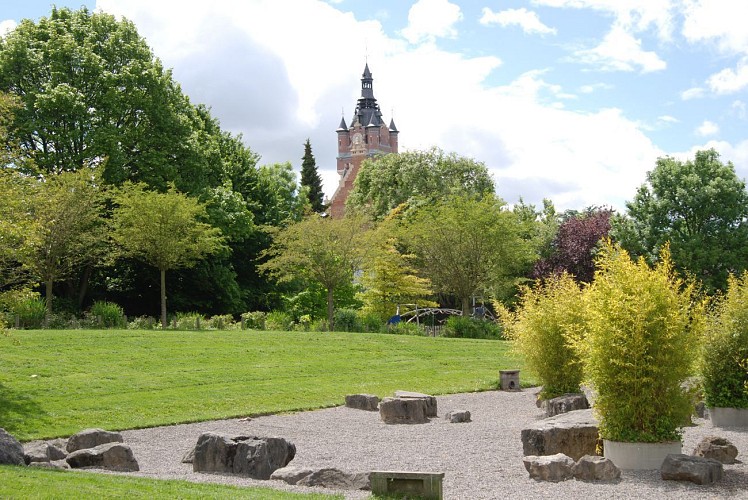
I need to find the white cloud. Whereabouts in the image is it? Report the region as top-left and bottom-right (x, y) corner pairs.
(673, 139), (748, 182)
(579, 82), (613, 93)
(658, 115), (679, 123)
(681, 86), (704, 100)
(732, 100), (747, 120)
(574, 25), (666, 73)
(400, 0), (463, 44)
(479, 7), (556, 36)
(682, 0), (748, 55)
(0, 19), (17, 37)
(696, 120), (719, 137)
(706, 57), (748, 95)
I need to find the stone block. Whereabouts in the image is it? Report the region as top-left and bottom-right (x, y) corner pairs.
(572, 454), (620, 481)
(499, 370), (520, 391)
(545, 393), (589, 417)
(345, 394), (380, 411)
(394, 391), (437, 417)
(370, 471), (444, 500)
(523, 453), (575, 482)
(380, 397), (429, 424)
(445, 410), (471, 423)
(521, 408), (598, 461)
(661, 453), (723, 485)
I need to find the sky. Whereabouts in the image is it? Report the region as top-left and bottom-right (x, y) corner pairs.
(3, 1), (748, 212)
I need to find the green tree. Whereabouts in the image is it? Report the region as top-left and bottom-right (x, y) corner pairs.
(260, 215), (370, 330)
(613, 149), (748, 293)
(18, 168), (106, 322)
(346, 147), (495, 220)
(357, 236), (437, 322)
(405, 195), (535, 315)
(300, 139), (325, 213)
(110, 183), (225, 328)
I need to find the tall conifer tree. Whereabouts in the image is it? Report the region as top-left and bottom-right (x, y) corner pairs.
(300, 139), (325, 213)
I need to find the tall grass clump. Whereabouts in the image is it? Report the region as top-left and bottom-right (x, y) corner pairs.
(701, 272), (748, 409)
(584, 243), (700, 443)
(504, 272), (585, 399)
(88, 300), (126, 328)
(10, 295), (46, 329)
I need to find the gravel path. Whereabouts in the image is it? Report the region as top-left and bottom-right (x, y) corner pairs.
(111, 390), (747, 499)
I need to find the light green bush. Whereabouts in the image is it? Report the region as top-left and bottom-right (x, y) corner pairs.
(207, 314), (236, 330)
(11, 295), (46, 329)
(443, 316), (504, 340)
(585, 243), (699, 443)
(701, 273), (748, 409)
(173, 312), (205, 330)
(265, 311), (293, 331)
(387, 321), (426, 336)
(128, 316), (157, 330)
(88, 301), (126, 328)
(241, 311), (266, 330)
(505, 273), (585, 399)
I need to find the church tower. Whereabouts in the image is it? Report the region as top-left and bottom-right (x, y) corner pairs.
(329, 63), (398, 218)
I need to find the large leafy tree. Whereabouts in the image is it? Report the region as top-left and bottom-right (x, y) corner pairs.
(110, 183), (225, 327)
(260, 215), (370, 330)
(405, 194), (535, 315)
(613, 149), (748, 293)
(300, 139), (325, 213)
(0, 7), (199, 189)
(346, 147), (495, 220)
(18, 168), (106, 321)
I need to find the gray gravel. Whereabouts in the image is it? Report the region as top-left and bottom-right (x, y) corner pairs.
(109, 390), (748, 499)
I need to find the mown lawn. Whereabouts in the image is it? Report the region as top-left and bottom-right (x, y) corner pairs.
(0, 466), (341, 499)
(0, 329), (530, 441)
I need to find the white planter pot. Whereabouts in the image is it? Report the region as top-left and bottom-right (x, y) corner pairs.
(603, 439), (681, 470)
(710, 407), (748, 427)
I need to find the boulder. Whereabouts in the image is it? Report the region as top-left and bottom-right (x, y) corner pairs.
(523, 453), (575, 482)
(29, 459), (69, 470)
(271, 466), (315, 484)
(66, 428), (123, 453)
(23, 441), (67, 464)
(661, 454), (723, 485)
(572, 454), (620, 481)
(521, 408), (599, 461)
(379, 397), (428, 424)
(66, 442), (139, 472)
(0, 428), (25, 466)
(545, 393), (589, 418)
(394, 390), (437, 417)
(445, 410), (471, 423)
(233, 437), (297, 479)
(692, 436), (739, 464)
(297, 468), (370, 490)
(694, 401), (707, 419)
(192, 432), (295, 479)
(181, 446), (195, 464)
(345, 394), (380, 411)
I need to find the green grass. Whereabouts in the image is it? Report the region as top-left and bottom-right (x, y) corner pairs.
(0, 329), (529, 441)
(0, 466), (341, 499)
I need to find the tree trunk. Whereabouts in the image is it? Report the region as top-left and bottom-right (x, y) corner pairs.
(327, 287), (334, 331)
(77, 264), (93, 309)
(45, 278), (54, 327)
(461, 295), (471, 317)
(160, 268), (167, 329)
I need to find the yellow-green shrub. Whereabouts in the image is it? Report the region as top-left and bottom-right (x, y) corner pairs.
(701, 273), (748, 409)
(504, 272), (585, 399)
(585, 243), (699, 443)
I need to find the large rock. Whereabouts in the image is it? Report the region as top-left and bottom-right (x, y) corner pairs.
(0, 428), (24, 466)
(271, 466), (314, 484)
(192, 432), (295, 479)
(523, 453), (575, 482)
(661, 454), (723, 485)
(692, 436), (739, 464)
(181, 446), (195, 464)
(66, 428), (123, 453)
(572, 454), (620, 481)
(66, 442), (139, 471)
(521, 408), (599, 461)
(233, 437), (297, 479)
(545, 393), (589, 418)
(23, 441), (67, 464)
(345, 394), (379, 411)
(394, 391), (437, 417)
(379, 397), (429, 424)
(271, 466), (370, 490)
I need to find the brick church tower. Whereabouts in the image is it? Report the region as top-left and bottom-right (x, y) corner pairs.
(328, 63), (398, 218)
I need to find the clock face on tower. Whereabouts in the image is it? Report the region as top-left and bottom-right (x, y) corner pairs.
(352, 133), (362, 145)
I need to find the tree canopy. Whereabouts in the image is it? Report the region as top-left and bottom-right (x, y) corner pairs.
(300, 139), (325, 213)
(346, 147), (495, 220)
(613, 149), (748, 292)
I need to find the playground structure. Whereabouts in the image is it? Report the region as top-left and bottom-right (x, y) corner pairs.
(389, 302), (495, 336)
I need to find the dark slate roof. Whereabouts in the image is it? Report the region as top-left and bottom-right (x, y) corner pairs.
(337, 116), (348, 131)
(389, 118), (399, 132)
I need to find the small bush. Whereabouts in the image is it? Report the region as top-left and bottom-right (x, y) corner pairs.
(293, 314), (313, 331)
(206, 314), (235, 330)
(12, 296), (46, 329)
(128, 316), (157, 330)
(333, 308), (360, 332)
(387, 321), (426, 336)
(88, 301), (126, 328)
(173, 312), (205, 330)
(312, 318), (329, 332)
(265, 310), (293, 331)
(442, 316), (504, 340)
(357, 311), (382, 333)
(504, 273), (585, 399)
(241, 311), (266, 330)
(701, 273), (748, 409)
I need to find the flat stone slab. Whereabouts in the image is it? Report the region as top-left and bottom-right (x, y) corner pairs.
(661, 454), (723, 485)
(521, 409), (599, 461)
(394, 391), (437, 417)
(345, 394), (379, 411)
(66, 428), (123, 453)
(370, 471), (444, 500)
(380, 397), (429, 424)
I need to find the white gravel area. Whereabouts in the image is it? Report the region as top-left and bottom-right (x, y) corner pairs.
(109, 390), (747, 499)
